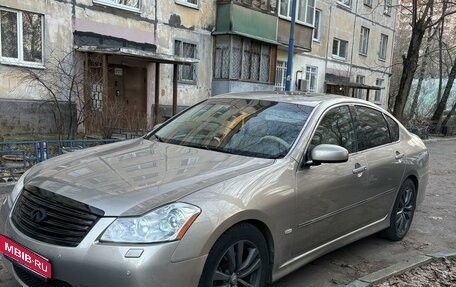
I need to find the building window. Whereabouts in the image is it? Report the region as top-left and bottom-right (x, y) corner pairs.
(359, 26), (370, 55)
(233, 0), (278, 13)
(174, 40), (198, 84)
(313, 9), (321, 41)
(214, 35), (275, 84)
(305, 66), (318, 92)
(379, 34), (388, 60)
(384, 0), (392, 15)
(93, 0), (140, 10)
(332, 38), (348, 59)
(279, 0), (315, 25)
(275, 61), (287, 91)
(337, 0), (351, 8)
(176, 0), (198, 8)
(363, 0), (372, 7)
(375, 79), (384, 103)
(355, 75), (365, 99)
(0, 9), (43, 66)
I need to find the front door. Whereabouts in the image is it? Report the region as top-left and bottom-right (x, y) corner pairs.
(294, 105), (369, 256)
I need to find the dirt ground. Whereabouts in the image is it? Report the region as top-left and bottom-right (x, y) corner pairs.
(373, 257), (456, 287)
(0, 139), (455, 286)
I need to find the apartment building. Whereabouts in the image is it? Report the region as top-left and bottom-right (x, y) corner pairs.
(275, 0), (397, 108)
(0, 0), (214, 134)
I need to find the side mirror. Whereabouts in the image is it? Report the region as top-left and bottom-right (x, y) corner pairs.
(311, 144), (349, 164)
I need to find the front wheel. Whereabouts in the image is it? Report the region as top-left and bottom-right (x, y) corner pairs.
(380, 179), (417, 241)
(198, 223), (270, 287)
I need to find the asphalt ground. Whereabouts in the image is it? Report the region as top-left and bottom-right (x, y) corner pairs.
(0, 139), (455, 286)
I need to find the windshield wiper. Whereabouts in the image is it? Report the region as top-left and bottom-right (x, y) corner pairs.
(153, 134), (164, 142)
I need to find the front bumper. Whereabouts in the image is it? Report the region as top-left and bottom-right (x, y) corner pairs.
(0, 198), (207, 287)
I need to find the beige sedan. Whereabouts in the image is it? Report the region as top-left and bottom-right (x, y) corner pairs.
(0, 92), (428, 287)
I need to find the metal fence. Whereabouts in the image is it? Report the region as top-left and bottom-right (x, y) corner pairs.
(0, 139), (123, 181)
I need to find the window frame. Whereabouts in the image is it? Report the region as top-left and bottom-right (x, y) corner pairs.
(92, 0), (141, 12)
(363, 0), (372, 7)
(305, 65), (318, 92)
(313, 9), (321, 41)
(332, 38), (348, 59)
(213, 35), (275, 84)
(275, 60), (287, 91)
(175, 0), (198, 9)
(0, 8), (45, 68)
(279, 0), (315, 26)
(355, 75), (365, 99)
(374, 78), (384, 103)
(336, 0), (352, 8)
(379, 33), (388, 60)
(383, 0), (392, 15)
(359, 26), (370, 56)
(174, 39), (198, 84)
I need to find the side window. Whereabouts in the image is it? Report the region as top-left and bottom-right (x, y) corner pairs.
(384, 115), (400, 142)
(310, 106), (356, 153)
(355, 106), (390, 150)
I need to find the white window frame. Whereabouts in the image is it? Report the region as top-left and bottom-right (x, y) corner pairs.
(374, 79), (384, 103)
(359, 26), (370, 56)
(279, 0), (314, 26)
(305, 65), (318, 92)
(383, 0), (392, 15)
(313, 9), (321, 41)
(93, 0), (141, 12)
(174, 39), (198, 84)
(332, 38), (348, 59)
(275, 61), (287, 91)
(337, 0), (351, 8)
(355, 75), (365, 99)
(0, 8), (44, 68)
(379, 34), (388, 60)
(175, 0), (198, 9)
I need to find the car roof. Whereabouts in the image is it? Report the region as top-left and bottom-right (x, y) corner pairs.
(212, 91), (370, 108)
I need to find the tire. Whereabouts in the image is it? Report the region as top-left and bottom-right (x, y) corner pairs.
(380, 179), (417, 241)
(198, 223), (270, 287)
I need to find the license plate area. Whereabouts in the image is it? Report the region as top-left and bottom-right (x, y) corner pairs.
(0, 234), (52, 278)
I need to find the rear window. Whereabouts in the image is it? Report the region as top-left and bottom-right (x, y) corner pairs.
(355, 106), (390, 151)
(384, 115), (400, 142)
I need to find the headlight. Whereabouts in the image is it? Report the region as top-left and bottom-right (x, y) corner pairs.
(100, 202), (201, 243)
(7, 169), (30, 208)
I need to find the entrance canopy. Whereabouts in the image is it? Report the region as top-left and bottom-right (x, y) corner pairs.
(75, 46), (198, 65)
(75, 45), (199, 126)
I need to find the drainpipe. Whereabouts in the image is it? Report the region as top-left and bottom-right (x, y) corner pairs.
(285, 0), (298, 91)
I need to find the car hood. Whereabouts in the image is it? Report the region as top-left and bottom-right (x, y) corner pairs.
(24, 139), (274, 216)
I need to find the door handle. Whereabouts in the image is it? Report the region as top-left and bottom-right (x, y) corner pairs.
(395, 151), (404, 160)
(352, 165), (367, 174)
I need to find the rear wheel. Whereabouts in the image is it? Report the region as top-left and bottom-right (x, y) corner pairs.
(198, 223), (270, 287)
(380, 179), (417, 241)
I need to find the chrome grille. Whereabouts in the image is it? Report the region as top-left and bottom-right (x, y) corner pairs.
(12, 185), (104, 247)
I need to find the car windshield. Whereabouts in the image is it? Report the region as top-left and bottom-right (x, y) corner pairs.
(148, 98), (314, 159)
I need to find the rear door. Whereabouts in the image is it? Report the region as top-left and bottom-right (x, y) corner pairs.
(353, 106), (406, 221)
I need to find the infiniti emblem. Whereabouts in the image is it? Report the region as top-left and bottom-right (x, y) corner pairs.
(30, 208), (48, 223)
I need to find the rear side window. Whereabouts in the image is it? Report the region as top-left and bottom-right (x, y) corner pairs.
(355, 106), (390, 151)
(310, 105), (356, 153)
(384, 115), (400, 142)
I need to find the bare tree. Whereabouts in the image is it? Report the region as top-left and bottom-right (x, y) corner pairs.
(392, 0), (456, 122)
(17, 50), (93, 139)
